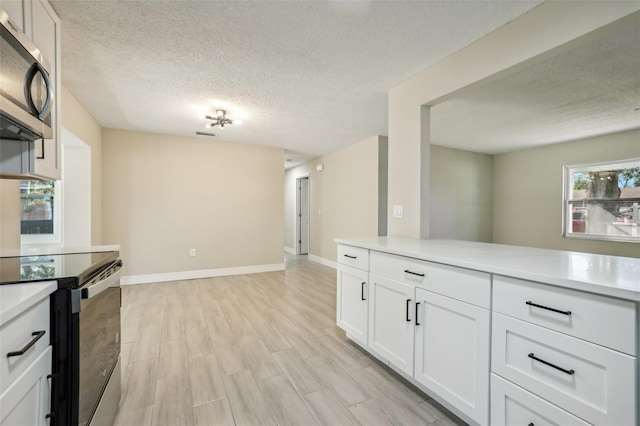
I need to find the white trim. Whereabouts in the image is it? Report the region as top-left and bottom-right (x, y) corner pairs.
(121, 263), (285, 285)
(308, 254), (337, 269)
(284, 246), (296, 255)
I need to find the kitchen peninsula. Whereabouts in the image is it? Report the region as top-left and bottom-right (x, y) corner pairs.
(336, 237), (639, 426)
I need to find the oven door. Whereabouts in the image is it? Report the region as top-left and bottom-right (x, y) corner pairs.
(78, 261), (122, 426)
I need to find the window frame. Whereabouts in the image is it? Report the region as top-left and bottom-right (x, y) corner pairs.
(563, 158), (640, 243)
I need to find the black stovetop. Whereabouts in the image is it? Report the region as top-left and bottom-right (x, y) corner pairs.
(0, 251), (118, 286)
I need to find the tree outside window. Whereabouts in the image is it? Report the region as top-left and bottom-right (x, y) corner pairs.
(20, 180), (56, 235)
(565, 159), (640, 243)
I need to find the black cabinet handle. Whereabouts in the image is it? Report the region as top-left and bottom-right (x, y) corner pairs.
(406, 299), (411, 322)
(528, 353), (574, 375)
(526, 301), (571, 316)
(46, 412), (55, 419)
(7, 330), (46, 357)
(361, 282), (366, 301)
(415, 302), (421, 325)
(36, 138), (45, 159)
(404, 269), (425, 277)
(343, 254), (357, 259)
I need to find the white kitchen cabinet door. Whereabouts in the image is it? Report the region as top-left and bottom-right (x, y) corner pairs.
(414, 288), (490, 426)
(0, 0), (24, 31)
(368, 273), (414, 376)
(336, 265), (369, 347)
(0, 345), (52, 426)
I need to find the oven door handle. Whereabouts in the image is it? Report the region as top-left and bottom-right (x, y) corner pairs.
(81, 262), (123, 300)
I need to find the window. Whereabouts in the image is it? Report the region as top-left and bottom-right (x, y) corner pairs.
(20, 179), (61, 244)
(564, 159), (640, 243)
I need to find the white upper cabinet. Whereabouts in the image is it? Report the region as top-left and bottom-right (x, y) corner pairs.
(1, 0), (61, 180)
(27, 0), (61, 180)
(0, 0), (24, 31)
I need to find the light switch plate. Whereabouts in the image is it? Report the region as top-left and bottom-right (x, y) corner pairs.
(393, 205), (403, 218)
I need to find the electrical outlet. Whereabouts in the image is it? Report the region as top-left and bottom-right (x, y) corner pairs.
(190, 248), (196, 257)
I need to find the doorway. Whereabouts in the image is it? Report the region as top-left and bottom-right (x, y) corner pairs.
(296, 177), (309, 255)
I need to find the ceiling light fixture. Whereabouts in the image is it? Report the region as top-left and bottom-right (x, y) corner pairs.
(205, 109), (241, 128)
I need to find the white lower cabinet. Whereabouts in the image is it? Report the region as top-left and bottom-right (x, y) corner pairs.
(492, 312), (635, 425)
(368, 273), (415, 376)
(336, 243), (638, 426)
(491, 373), (590, 426)
(414, 288), (490, 425)
(0, 345), (52, 426)
(336, 265), (369, 347)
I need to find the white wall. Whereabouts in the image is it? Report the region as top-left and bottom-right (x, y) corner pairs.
(387, 1), (640, 239)
(62, 131), (91, 247)
(493, 130), (640, 258)
(430, 145), (493, 242)
(0, 180), (21, 251)
(61, 86), (103, 245)
(284, 136), (387, 263)
(102, 128), (285, 277)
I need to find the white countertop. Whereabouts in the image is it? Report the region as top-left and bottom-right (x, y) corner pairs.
(0, 281), (57, 327)
(335, 237), (640, 302)
(0, 245), (120, 258)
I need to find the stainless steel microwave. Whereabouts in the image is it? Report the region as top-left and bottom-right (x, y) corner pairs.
(0, 9), (53, 141)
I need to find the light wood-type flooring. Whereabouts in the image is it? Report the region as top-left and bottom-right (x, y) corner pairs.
(115, 254), (466, 426)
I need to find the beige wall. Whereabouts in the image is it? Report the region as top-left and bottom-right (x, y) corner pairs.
(0, 180), (21, 251)
(430, 145), (493, 242)
(61, 86), (103, 245)
(284, 136), (385, 262)
(387, 2), (640, 238)
(102, 129), (284, 276)
(493, 130), (640, 258)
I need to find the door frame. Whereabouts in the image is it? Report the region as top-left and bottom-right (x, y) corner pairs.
(295, 174), (310, 255)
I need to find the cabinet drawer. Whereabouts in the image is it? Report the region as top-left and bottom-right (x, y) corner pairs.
(491, 374), (590, 426)
(0, 345), (52, 426)
(370, 251), (490, 308)
(492, 313), (635, 426)
(493, 276), (636, 355)
(337, 245), (369, 271)
(0, 298), (50, 395)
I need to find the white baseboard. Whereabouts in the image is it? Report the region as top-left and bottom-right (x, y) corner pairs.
(308, 254), (337, 269)
(284, 246), (296, 255)
(121, 263), (285, 285)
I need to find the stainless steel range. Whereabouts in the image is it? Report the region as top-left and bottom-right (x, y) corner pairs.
(0, 251), (123, 426)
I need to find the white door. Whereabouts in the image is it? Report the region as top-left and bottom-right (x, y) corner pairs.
(296, 177), (309, 254)
(414, 288), (490, 425)
(336, 265), (368, 347)
(368, 274), (415, 375)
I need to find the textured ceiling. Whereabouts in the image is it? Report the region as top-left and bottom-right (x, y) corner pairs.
(431, 11), (640, 154)
(49, 0), (542, 167)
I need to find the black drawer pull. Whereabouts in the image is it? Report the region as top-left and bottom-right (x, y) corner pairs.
(361, 282), (366, 301)
(526, 301), (571, 316)
(528, 353), (574, 375)
(7, 330), (46, 357)
(415, 302), (421, 326)
(406, 299), (411, 322)
(343, 254), (357, 259)
(404, 269), (425, 277)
